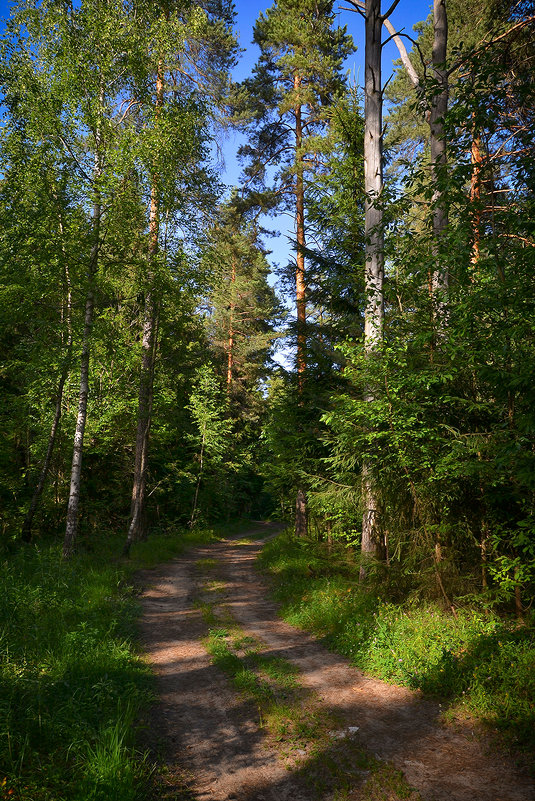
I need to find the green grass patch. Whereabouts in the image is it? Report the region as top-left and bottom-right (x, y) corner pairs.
(0, 520), (248, 800)
(258, 532), (535, 760)
(0, 541), (151, 801)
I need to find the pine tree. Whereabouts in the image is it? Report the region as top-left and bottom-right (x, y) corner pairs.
(240, 0), (353, 535)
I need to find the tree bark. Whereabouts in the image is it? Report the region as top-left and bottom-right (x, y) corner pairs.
(62, 236), (98, 558)
(63, 129), (102, 558)
(295, 487), (308, 538)
(227, 257), (236, 392)
(470, 121), (483, 271)
(430, 0), (449, 297)
(382, 4), (449, 302)
(360, 0), (384, 580)
(294, 73), (308, 539)
(22, 212), (73, 543)
(295, 74), (307, 393)
(123, 61), (163, 556)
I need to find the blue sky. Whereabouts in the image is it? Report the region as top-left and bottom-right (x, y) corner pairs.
(223, 1), (430, 289)
(223, 1), (429, 189)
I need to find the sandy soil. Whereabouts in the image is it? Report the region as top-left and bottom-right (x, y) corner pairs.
(138, 522), (535, 801)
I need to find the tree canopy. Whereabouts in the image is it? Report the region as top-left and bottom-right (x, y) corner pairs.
(0, 0), (534, 608)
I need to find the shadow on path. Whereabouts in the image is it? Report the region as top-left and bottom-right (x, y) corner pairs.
(139, 523), (535, 801)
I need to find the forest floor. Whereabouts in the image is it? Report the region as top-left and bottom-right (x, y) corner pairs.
(137, 522), (535, 801)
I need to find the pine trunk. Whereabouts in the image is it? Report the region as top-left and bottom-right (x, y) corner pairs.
(360, 0), (384, 580)
(294, 74), (308, 538)
(295, 75), (307, 392)
(470, 123), (483, 271)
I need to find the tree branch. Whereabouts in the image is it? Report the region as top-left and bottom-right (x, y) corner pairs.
(447, 15), (535, 77)
(382, 19), (420, 88)
(381, 0), (402, 22)
(339, 2), (366, 19)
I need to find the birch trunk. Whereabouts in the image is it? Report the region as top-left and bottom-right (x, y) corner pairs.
(63, 195), (100, 558)
(23, 246), (73, 543)
(360, 0), (384, 579)
(123, 61), (163, 556)
(430, 0), (449, 297)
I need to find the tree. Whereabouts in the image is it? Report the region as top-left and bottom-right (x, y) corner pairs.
(203, 197), (281, 404)
(187, 365), (233, 526)
(123, 0), (237, 554)
(0, 0), (142, 555)
(343, 0), (403, 578)
(240, 0), (353, 535)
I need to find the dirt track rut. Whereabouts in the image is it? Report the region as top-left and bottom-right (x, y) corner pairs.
(138, 523), (535, 801)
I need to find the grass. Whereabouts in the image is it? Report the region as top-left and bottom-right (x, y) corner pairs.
(258, 532), (535, 762)
(0, 521), (239, 801)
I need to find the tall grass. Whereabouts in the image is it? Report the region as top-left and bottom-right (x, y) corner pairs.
(258, 532), (535, 760)
(0, 523), (221, 801)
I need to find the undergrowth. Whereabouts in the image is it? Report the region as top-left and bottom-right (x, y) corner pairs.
(0, 522), (230, 801)
(258, 532), (535, 761)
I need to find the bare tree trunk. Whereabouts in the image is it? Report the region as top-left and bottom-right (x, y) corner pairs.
(227, 257), (236, 392)
(383, 3), (449, 304)
(62, 242), (98, 557)
(63, 134), (102, 559)
(294, 74), (309, 538)
(123, 61), (163, 557)
(430, 0), (449, 298)
(360, 0), (384, 580)
(295, 488), (308, 538)
(470, 121), (483, 271)
(23, 213), (73, 543)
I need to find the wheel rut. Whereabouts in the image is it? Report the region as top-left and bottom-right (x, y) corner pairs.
(138, 523), (534, 801)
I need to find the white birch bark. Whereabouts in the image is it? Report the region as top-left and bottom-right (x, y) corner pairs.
(63, 149), (101, 558)
(430, 0), (449, 297)
(360, 0), (384, 579)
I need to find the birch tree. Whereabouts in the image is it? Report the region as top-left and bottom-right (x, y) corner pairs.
(123, 0), (237, 554)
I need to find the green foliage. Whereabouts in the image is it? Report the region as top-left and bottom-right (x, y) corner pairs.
(260, 533), (535, 757)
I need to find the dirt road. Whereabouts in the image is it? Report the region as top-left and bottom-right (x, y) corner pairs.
(138, 523), (534, 801)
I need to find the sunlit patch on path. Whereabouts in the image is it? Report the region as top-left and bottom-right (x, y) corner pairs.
(139, 523), (535, 801)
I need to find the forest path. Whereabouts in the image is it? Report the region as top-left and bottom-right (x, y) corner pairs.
(138, 522), (534, 801)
